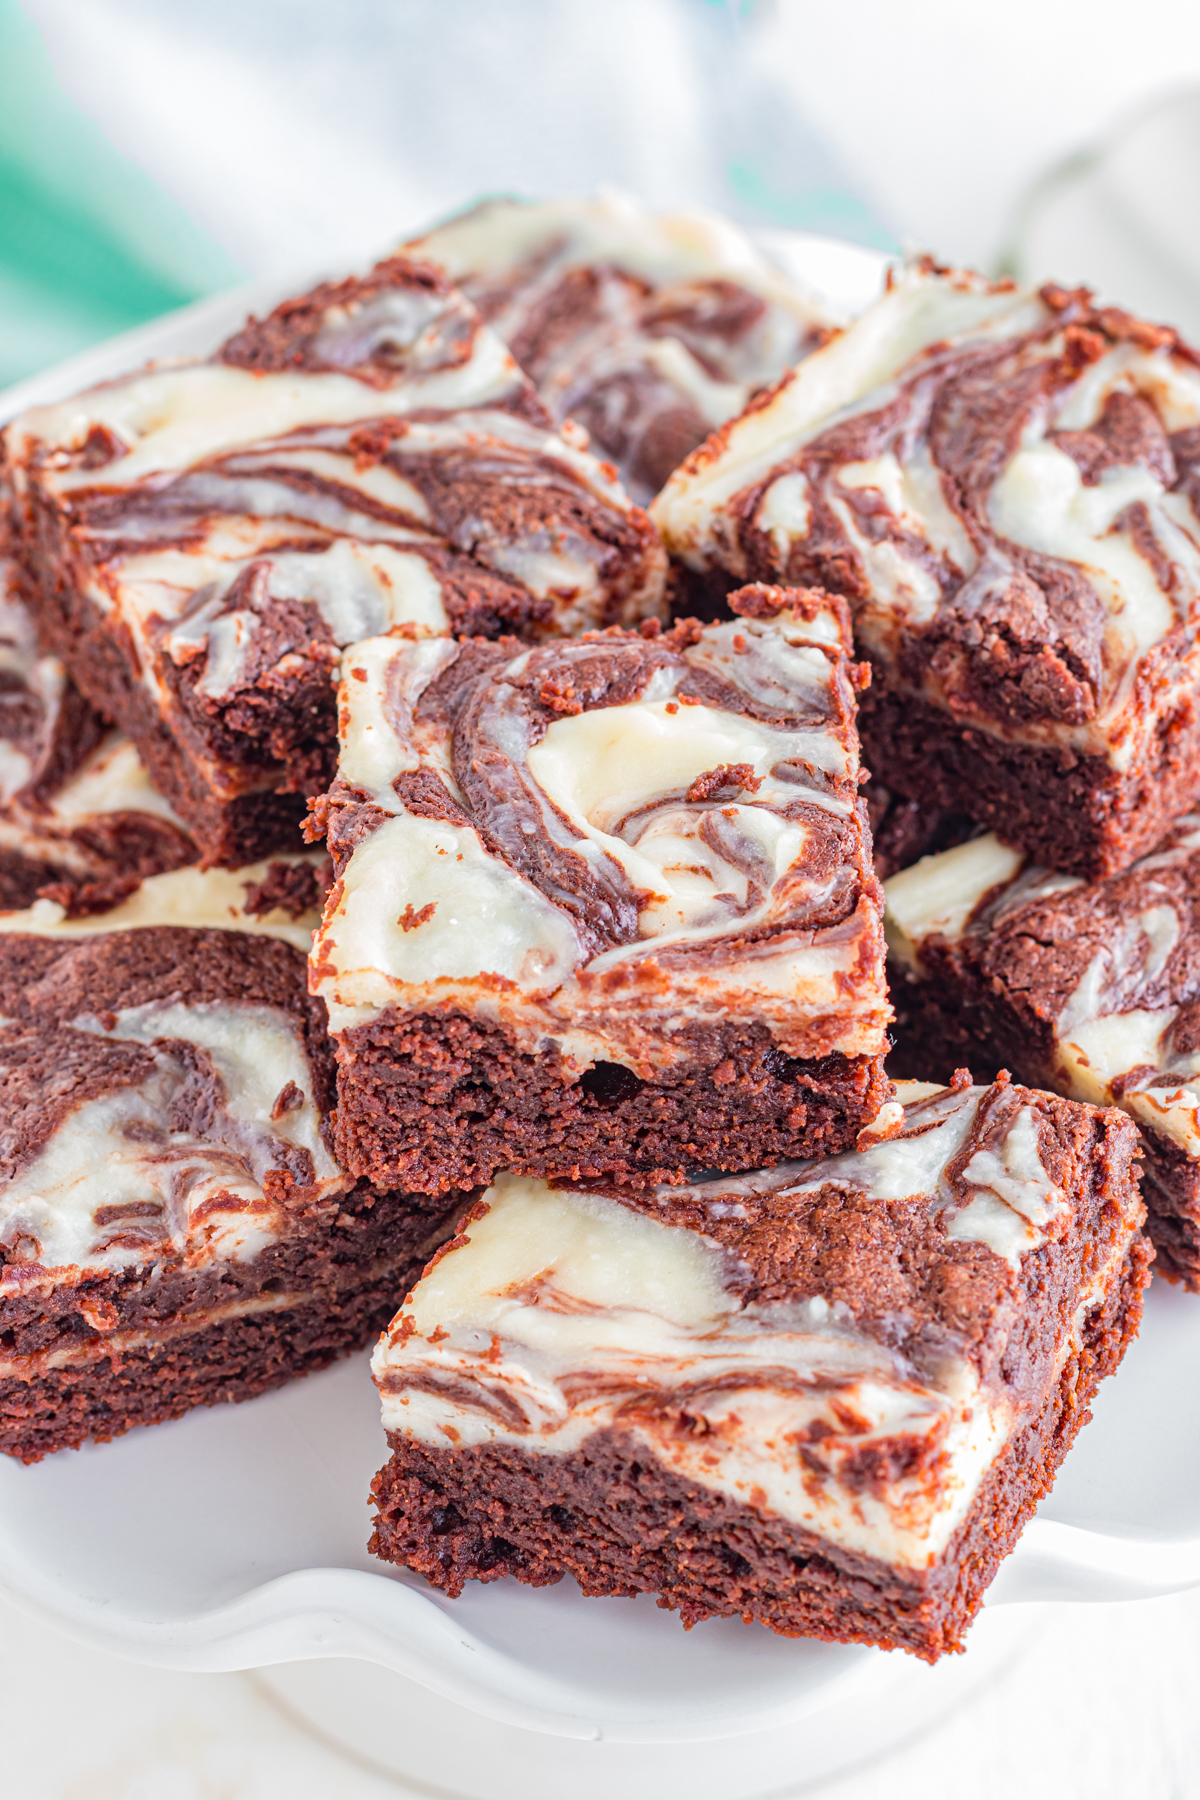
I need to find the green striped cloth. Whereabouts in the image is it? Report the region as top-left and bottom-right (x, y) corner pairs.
(0, 0), (239, 387)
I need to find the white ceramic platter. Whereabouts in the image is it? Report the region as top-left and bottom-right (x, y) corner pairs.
(2, 232), (1200, 1792)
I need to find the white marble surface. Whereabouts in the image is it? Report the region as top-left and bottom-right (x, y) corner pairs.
(3, 1584), (1199, 1799)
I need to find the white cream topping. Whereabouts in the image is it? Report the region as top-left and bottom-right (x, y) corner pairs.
(374, 1175), (1010, 1572)
(0, 857), (322, 950)
(784, 1084), (1066, 1267)
(652, 265), (1047, 548)
(314, 612), (887, 1064)
(408, 192), (825, 314)
(335, 633), (461, 800)
(889, 820), (1200, 1160)
(44, 732), (189, 829)
(755, 471), (811, 561)
(9, 330), (522, 488)
(988, 447), (1183, 665)
(653, 263), (1200, 765)
(319, 811), (581, 999)
(884, 835), (1025, 969)
(0, 997), (338, 1281)
(162, 538), (451, 701)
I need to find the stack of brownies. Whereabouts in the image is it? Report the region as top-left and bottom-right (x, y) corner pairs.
(3, 200), (1189, 1663)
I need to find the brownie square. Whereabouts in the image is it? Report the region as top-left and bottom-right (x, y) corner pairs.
(0, 858), (457, 1461)
(312, 582), (891, 1192)
(886, 814), (1200, 1287)
(652, 261), (1200, 879)
(3, 257), (666, 867)
(369, 1076), (1148, 1660)
(0, 557), (197, 911)
(406, 194), (829, 502)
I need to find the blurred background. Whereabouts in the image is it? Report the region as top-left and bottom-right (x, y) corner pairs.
(5, 0), (1200, 386)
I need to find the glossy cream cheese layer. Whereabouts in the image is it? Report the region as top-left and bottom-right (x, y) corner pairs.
(0, 998), (338, 1284)
(653, 264), (1200, 766)
(315, 614), (889, 1069)
(884, 822), (1200, 1159)
(0, 854), (324, 949)
(374, 1172), (1011, 1572)
(5, 327), (522, 489)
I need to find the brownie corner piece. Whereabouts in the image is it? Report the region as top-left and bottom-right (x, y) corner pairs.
(2, 254), (666, 867)
(0, 857), (458, 1461)
(313, 584), (891, 1193)
(404, 193), (831, 503)
(368, 1077), (1148, 1658)
(652, 260), (1200, 879)
(884, 813), (1200, 1287)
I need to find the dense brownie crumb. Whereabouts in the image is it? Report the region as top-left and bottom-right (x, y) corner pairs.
(335, 1011), (892, 1192)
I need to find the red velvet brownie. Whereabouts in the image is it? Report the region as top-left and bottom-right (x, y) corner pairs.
(369, 1076), (1148, 1660)
(0, 859), (456, 1462)
(311, 584), (891, 1193)
(0, 558), (197, 910)
(653, 261), (1200, 878)
(886, 816), (1200, 1287)
(3, 258), (666, 867)
(406, 194), (830, 504)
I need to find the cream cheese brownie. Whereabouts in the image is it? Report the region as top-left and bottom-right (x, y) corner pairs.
(369, 1076), (1148, 1660)
(405, 193), (829, 503)
(886, 817), (1200, 1286)
(311, 583), (891, 1193)
(3, 257), (667, 867)
(0, 858), (457, 1461)
(0, 558), (196, 910)
(653, 261), (1200, 878)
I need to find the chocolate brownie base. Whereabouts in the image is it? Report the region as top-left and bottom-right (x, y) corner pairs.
(862, 680), (1200, 882)
(890, 968), (1200, 1289)
(11, 546), (311, 864)
(0, 1219), (449, 1465)
(334, 1011), (891, 1192)
(888, 914), (1200, 1296)
(370, 1230), (1150, 1660)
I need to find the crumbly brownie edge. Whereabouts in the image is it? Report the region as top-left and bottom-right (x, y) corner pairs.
(333, 1010), (892, 1192)
(10, 492), (309, 864)
(0, 1185), (463, 1363)
(1133, 1131), (1200, 1288)
(860, 673), (1200, 882)
(0, 1192), (469, 1465)
(369, 1229), (1150, 1660)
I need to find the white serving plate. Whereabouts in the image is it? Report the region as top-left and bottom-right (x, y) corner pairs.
(2, 230), (1200, 1796)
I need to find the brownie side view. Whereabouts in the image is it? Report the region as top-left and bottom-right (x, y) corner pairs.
(3, 257), (667, 866)
(885, 817), (1200, 1285)
(369, 1077), (1149, 1660)
(311, 583), (892, 1192)
(652, 261), (1200, 879)
(0, 558), (197, 910)
(0, 860), (459, 1461)
(406, 193), (830, 503)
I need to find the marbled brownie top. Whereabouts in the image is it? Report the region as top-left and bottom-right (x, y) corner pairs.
(311, 584), (890, 1071)
(653, 261), (1200, 769)
(3, 257), (666, 729)
(0, 560), (196, 908)
(374, 1077), (1141, 1570)
(0, 855), (340, 1295)
(405, 192), (829, 502)
(886, 816), (1200, 1163)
